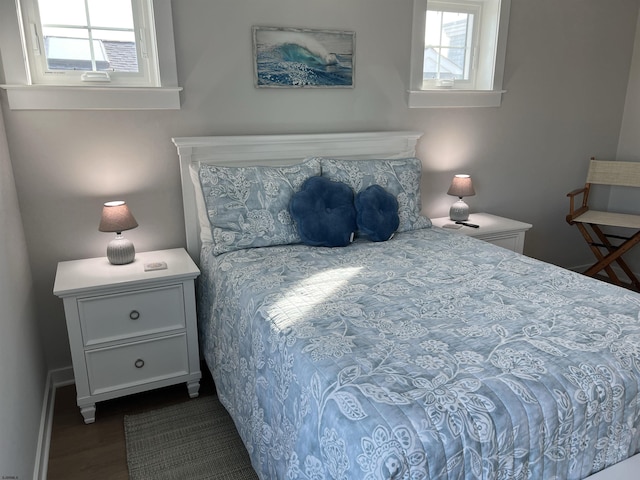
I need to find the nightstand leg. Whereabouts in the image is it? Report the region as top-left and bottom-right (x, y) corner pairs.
(187, 380), (200, 398)
(80, 404), (96, 424)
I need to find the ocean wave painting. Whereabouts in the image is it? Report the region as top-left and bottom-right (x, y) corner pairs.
(253, 26), (355, 88)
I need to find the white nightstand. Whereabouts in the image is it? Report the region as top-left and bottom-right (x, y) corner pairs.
(53, 248), (201, 423)
(431, 213), (533, 254)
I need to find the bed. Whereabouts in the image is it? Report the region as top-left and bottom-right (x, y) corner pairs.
(173, 132), (640, 480)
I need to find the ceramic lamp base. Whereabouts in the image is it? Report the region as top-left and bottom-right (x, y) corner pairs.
(449, 199), (470, 221)
(107, 234), (135, 265)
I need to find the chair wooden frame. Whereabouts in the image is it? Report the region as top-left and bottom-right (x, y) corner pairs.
(566, 158), (640, 291)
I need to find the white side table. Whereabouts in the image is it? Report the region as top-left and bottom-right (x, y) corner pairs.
(53, 248), (201, 423)
(430, 213), (533, 254)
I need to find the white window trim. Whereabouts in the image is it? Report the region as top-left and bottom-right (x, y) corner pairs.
(1, 84), (181, 110)
(0, 0), (181, 110)
(408, 0), (511, 108)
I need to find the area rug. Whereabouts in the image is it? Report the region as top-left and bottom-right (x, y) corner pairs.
(124, 395), (258, 480)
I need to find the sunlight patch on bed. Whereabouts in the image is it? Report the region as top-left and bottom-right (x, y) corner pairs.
(267, 267), (362, 328)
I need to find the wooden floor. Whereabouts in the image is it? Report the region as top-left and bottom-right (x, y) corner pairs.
(46, 368), (215, 479)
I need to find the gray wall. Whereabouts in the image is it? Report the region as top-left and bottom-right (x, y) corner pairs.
(619, 14), (640, 161)
(0, 102), (47, 477)
(616, 11), (640, 273)
(0, 0), (638, 371)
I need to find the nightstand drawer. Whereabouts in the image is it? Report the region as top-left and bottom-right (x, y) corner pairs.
(86, 334), (189, 395)
(78, 285), (186, 346)
(478, 233), (521, 252)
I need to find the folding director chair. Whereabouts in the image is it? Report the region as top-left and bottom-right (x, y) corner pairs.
(566, 158), (640, 291)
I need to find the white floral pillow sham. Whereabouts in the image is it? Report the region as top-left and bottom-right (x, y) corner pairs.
(318, 157), (431, 232)
(198, 159), (321, 255)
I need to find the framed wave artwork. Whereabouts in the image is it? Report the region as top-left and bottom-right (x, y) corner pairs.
(252, 26), (355, 88)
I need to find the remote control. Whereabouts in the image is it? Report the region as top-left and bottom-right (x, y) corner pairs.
(455, 221), (480, 228)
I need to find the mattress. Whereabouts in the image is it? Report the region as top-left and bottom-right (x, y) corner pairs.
(198, 227), (640, 479)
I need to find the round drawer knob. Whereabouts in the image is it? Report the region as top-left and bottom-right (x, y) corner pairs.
(134, 359), (145, 369)
(129, 310), (140, 320)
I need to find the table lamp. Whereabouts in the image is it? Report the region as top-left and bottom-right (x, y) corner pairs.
(447, 174), (475, 221)
(99, 201), (138, 265)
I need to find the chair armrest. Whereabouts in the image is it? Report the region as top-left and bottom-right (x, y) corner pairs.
(566, 187), (587, 198)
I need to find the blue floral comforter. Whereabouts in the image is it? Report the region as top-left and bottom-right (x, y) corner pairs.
(198, 227), (640, 479)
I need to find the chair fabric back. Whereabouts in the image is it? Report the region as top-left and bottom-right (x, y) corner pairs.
(587, 159), (640, 187)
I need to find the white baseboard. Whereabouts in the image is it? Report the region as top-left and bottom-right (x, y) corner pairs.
(567, 263), (590, 273)
(585, 453), (640, 479)
(33, 366), (74, 480)
(567, 263), (640, 283)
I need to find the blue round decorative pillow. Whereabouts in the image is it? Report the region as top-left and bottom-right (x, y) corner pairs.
(290, 176), (357, 247)
(355, 185), (399, 242)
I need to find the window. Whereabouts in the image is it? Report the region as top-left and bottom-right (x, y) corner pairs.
(423, 2), (479, 89)
(1, 0), (180, 109)
(408, 0), (511, 108)
(20, 0), (158, 86)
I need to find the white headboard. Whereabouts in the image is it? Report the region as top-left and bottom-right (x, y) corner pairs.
(172, 131), (423, 262)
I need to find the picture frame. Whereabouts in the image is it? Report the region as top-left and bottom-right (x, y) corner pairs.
(252, 26), (355, 88)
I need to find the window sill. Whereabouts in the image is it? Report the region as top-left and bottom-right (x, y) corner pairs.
(407, 89), (506, 108)
(0, 84), (182, 110)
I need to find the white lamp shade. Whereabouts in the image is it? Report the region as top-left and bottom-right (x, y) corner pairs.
(447, 174), (475, 198)
(99, 201), (138, 233)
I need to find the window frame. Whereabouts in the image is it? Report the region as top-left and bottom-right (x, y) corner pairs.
(0, 0), (181, 110)
(20, 0), (158, 87)
(408, 0), (511, 108)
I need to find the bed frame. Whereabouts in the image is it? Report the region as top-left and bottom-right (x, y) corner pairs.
(172, 131), (423, 261)
(172, 130), (640, 480)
